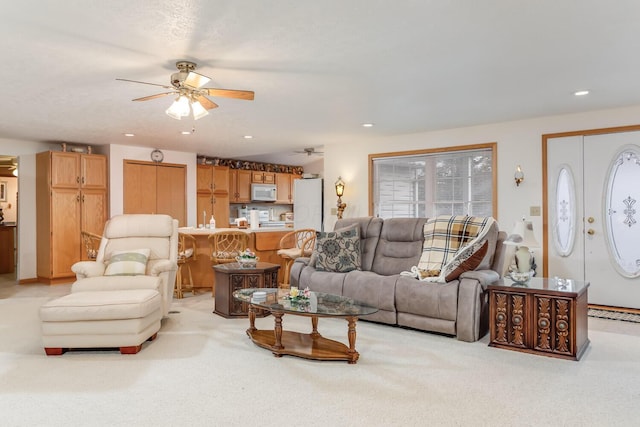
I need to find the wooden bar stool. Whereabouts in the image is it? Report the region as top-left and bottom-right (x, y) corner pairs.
(277, 229), (316, 287)
(175, 233), (197, 298)
(81, 231), (102, 260)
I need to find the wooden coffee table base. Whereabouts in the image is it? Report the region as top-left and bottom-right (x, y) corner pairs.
(246, 306), (360, 364)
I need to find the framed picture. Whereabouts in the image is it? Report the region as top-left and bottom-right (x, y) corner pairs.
(0, 181), (6, 202)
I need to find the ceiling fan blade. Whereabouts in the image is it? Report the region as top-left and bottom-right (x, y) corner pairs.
(116, 78), (174, 90)
(132, 92), (176, 102)
(204, 88), (255, 100)
(196, 95), (218, 110)
(184, 71), (211, 88)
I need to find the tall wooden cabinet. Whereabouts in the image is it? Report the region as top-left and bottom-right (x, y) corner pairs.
(123, 160), (186, 226)
(36, 151), (108, 282)
(197, 164), (230, 227)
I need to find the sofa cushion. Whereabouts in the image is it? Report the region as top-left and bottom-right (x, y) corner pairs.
(395, 275), (459, 322)
(334, 217), (383, 271)
(105, 248), (150, 276)
(371, 218), (427, 276)
(314, 226), (361, 272)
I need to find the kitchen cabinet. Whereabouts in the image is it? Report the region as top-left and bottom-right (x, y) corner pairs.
(123, 160), (186, 226)
(198, 164), (229, 194)
(251, 171), (275, 184)
(0, 225), (16, 274)
(229, 169), (252, 203)
(197, 164), (230, 227)
(36, 151), (108, 282)
(197, 192), (230, 228)
(275, 172), (301, 204)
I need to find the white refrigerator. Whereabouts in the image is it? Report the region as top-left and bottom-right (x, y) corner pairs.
(293, 178), (324, 231)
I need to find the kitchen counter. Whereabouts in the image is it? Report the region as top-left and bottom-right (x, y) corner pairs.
(178, 226), (292, 235)
(177, 227), (291, 291)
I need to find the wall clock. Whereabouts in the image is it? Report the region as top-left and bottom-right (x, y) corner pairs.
(151, 149), (164, 163)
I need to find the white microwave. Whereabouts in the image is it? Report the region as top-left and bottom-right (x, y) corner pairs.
(251, 184), (277, 202)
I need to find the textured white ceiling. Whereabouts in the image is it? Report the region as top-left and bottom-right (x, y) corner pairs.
(2, 1), (640, 165)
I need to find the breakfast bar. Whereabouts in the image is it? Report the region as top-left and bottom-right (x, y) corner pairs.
(178, 227), (291, 292)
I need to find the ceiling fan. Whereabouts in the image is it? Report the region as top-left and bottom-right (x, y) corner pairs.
(294, 147), (324, 156)
(116, 61), (254, 120)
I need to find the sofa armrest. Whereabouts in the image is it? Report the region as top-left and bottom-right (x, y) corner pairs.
(71, 261), (106, 279)
(290, 257), (312, 288)
(149, 259), (177, 276)
(459, 269), (500, 290)
(455, 270), (498, 342)
(294, 257), (311, 267)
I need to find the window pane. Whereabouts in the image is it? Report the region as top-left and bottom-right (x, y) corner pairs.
(372, 147), (494, 219)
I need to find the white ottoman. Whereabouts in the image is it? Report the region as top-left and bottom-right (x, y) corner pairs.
(39, 289), (162, 355)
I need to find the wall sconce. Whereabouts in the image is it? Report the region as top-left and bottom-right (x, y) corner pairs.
(335, 176), (346, 219)
(514, 165), (524, 186)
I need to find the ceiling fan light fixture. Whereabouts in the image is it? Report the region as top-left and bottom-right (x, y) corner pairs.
(165, 105), (182, 120)
(191, 100), (209, 120)
(166, 95), (191, 120)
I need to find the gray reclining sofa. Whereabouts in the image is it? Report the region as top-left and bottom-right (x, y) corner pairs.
(290, 216), (507, 342)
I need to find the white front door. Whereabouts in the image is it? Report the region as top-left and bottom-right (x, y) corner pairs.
(546, 129), (640, 309)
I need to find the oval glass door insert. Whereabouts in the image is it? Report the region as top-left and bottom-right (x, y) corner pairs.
(604, 145), (640, 277)
(553, 165), (576, 256)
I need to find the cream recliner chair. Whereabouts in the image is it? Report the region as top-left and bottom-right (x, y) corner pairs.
(70, 214), (179, 317)
(40, 214), (179, 355)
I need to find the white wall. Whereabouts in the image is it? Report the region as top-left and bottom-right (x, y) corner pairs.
(107, 144), (198, 226)
(322, 104), (640, 271)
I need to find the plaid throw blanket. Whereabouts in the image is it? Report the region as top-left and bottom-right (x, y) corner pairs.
(414, 215), (495, 282)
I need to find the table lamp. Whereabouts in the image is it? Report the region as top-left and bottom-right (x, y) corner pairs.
(503, 219), (540, 279)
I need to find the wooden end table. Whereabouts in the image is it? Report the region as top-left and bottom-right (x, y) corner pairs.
(488, 276), (589, 360)
(213, 262), (280, 318)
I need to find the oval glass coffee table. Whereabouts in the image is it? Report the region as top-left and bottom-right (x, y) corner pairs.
(233, 288), (378, 364)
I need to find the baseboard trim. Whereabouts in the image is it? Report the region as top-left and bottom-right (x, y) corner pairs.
(589, 304), (640, 315)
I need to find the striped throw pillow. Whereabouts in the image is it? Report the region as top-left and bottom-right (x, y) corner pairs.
(104, 249), (150, 276)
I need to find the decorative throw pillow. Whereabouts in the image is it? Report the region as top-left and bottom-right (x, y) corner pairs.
(314, 226), (361, 272)
(443, 240), (489, 281)
(104, 248), (150, 276)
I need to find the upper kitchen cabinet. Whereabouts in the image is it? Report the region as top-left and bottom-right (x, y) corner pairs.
(251, 171), (276, 184)
(198, 164), (229, 194)
(229, 169), (252, 203)
(275, 172), (302, 204)
(36, 151), (108, 282)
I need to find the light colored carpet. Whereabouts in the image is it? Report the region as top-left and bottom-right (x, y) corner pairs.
(2, 287), (640, 426)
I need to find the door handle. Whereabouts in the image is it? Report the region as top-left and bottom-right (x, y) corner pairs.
(587, 229), (595, 235)
(587, 217), (595, 223)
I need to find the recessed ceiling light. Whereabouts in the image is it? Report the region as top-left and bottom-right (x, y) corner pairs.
(244, 135), (253, 139)
(574, 90), (590, 96)
(181, 131), (191, 135)
(362, 123), (374, 128)
(124, 133), (135, 137)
